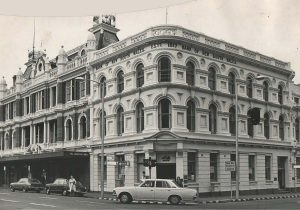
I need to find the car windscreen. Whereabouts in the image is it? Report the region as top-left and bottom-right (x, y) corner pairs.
(30, 179), (41, 184)
(169, 180), (181, 188)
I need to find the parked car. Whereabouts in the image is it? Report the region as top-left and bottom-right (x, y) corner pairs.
(10, 178), (44, 193)
(113, 179), (197, 205)
(45, 178), (87, 196)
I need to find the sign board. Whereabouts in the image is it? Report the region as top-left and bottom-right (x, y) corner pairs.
(293, 165), (300, 169)
(225, 161), (236, 171)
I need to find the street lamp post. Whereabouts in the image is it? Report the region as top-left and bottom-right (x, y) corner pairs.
(75, 77), (105, 199)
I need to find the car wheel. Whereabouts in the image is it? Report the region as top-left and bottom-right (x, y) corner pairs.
(10, 186), (15, 192)
(46, 188), (51, 195)
(22, 188), (27, 193)
(169, 195), (181, 205)
(119, 193), (132, 204)
(62, 190), (67, 196)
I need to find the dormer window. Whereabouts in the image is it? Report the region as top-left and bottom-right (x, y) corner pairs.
(38, 63), (43, 71)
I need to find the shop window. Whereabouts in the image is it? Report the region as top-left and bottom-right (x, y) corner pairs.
(136, 63), (144, 87)
(265, 156), (271, 181)
(263, 81), (269, 102)
(297, 157), (300, 182)
(249, 155), (256, 181)
(279, 115), (284, 141)
(278, 85), (283, 104)
(209, 104), (217, 134)
(117, 71), (124, 93)
(264, 113), (270, 139)
(296, 119), (300, 142)
(208, 67), (216, 90)
(116, 155), (125, 187)
(247, 109), (254, 138)
(230, 154), (236, 181)
(187, 100), (195, 132)
(136, 153), (146, 182)
(188, 152), (196, 181)
(136, 102), (144, 133)
(210, 153), (218, 182)
(100, 77), (106, 98)
(229, 107), (236, 136)
(79, 116), (87, 139)
(158, 57), (171, 82)
(246, 76), (253, 98)
(228, 72), (235, 94)
(117, 106), (124, 136)
(66, 119), (72, 141)
(186, 61), (195, 86)
(158, 98), (172, 129)
(99, 111), (106, 137)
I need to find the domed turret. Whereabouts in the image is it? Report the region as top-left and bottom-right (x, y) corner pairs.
(87, 33), (96, 51)
(57, 46), (67, 75)
(0, 76), (7, 99)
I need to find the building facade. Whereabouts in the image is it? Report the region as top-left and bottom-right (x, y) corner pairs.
(1, 18), (300, 195)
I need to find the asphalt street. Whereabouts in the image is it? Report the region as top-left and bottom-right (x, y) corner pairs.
(1, 189), (300, 209)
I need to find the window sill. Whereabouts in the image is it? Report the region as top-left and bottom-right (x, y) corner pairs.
(266, 180), (273, 185)
(210, 182), (220, 185)
(249, 181), (257, 185)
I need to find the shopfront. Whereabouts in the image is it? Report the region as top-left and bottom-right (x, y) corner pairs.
(156, 152), (176, 180)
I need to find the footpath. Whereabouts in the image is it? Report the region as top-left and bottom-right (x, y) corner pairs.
(84, 191), (300, 205)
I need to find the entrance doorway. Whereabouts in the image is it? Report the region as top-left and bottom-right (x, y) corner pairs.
(156, 163), (176, 180)
(278, 157), (287, 189)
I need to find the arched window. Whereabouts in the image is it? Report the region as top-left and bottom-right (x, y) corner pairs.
(4, 133), (10, 150)
(136, 63), (144, 88)
(296, 118), (300, 142)
(278, 85), (283, 104)
(117, 71), (124, 93)
(80, 49), (86, 57)
(136, 102), (144, 133)
(79, 116), (87, 139)
(66, 119), (72, 141)
(99, 110), (106, 137)
(246, 77), (253, 98)
(158, 98), (172, 129)
(208, 68), (216, 90)
(279, 115), (284, 140)
(117, 107), (124, 135)
(263, 81), (269, 102)
(158, 57), (171, 82)
(100, 77), (106, 98)
(209, 104), (217, 134)
(247, 109), (254, 137)
(229, 107), (236, 136)
(186, 61), (195, 86)
(264, 113), (270, 139)
(187, 100), (195, 131)
(228, 72), (235, 94)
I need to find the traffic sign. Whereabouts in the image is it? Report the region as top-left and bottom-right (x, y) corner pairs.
(225, 161), (236, 171)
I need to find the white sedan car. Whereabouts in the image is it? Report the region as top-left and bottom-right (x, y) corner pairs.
(113, 179), (197, 205)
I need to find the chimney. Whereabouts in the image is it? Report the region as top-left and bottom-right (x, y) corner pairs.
(13, 75), (17, 86)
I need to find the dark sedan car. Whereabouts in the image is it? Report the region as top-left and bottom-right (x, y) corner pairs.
(45, 178), (87, 196)
(10, 178), (44, 193)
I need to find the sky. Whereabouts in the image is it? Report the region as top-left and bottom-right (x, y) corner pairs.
(0, 0), (300, 87)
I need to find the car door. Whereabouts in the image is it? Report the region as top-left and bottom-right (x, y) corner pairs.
(154, 180), (172, 201)
(135, 180), (155, 201)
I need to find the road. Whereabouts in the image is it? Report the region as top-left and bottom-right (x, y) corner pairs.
(1, 189), (300, 209)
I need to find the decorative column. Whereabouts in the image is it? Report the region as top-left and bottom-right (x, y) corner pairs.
(43, 121), (47, 144)
(30, 124), (33, 145)
(124, 153), (136, 186)
(106, 154), (116, 191)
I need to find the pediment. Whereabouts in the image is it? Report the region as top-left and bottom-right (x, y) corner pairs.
(145, 131), (182, 140)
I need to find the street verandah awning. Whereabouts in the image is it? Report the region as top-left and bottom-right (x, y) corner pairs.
(0, 150), (89, 163)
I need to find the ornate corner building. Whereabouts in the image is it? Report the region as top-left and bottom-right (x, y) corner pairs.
(1, 18), (300, 196)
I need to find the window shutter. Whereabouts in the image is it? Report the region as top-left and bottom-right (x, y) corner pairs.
(86, 72), (90, 95)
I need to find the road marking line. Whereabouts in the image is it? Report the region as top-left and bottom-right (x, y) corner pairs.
(0, 193), (10, 195)
(0, 198), (20, 203)
(78, 200), (98, 204)
(39, 196), (57, 200)
(29, 203), (56, 208)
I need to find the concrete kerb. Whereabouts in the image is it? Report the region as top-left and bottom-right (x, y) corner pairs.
(98, 194), (300, 205)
